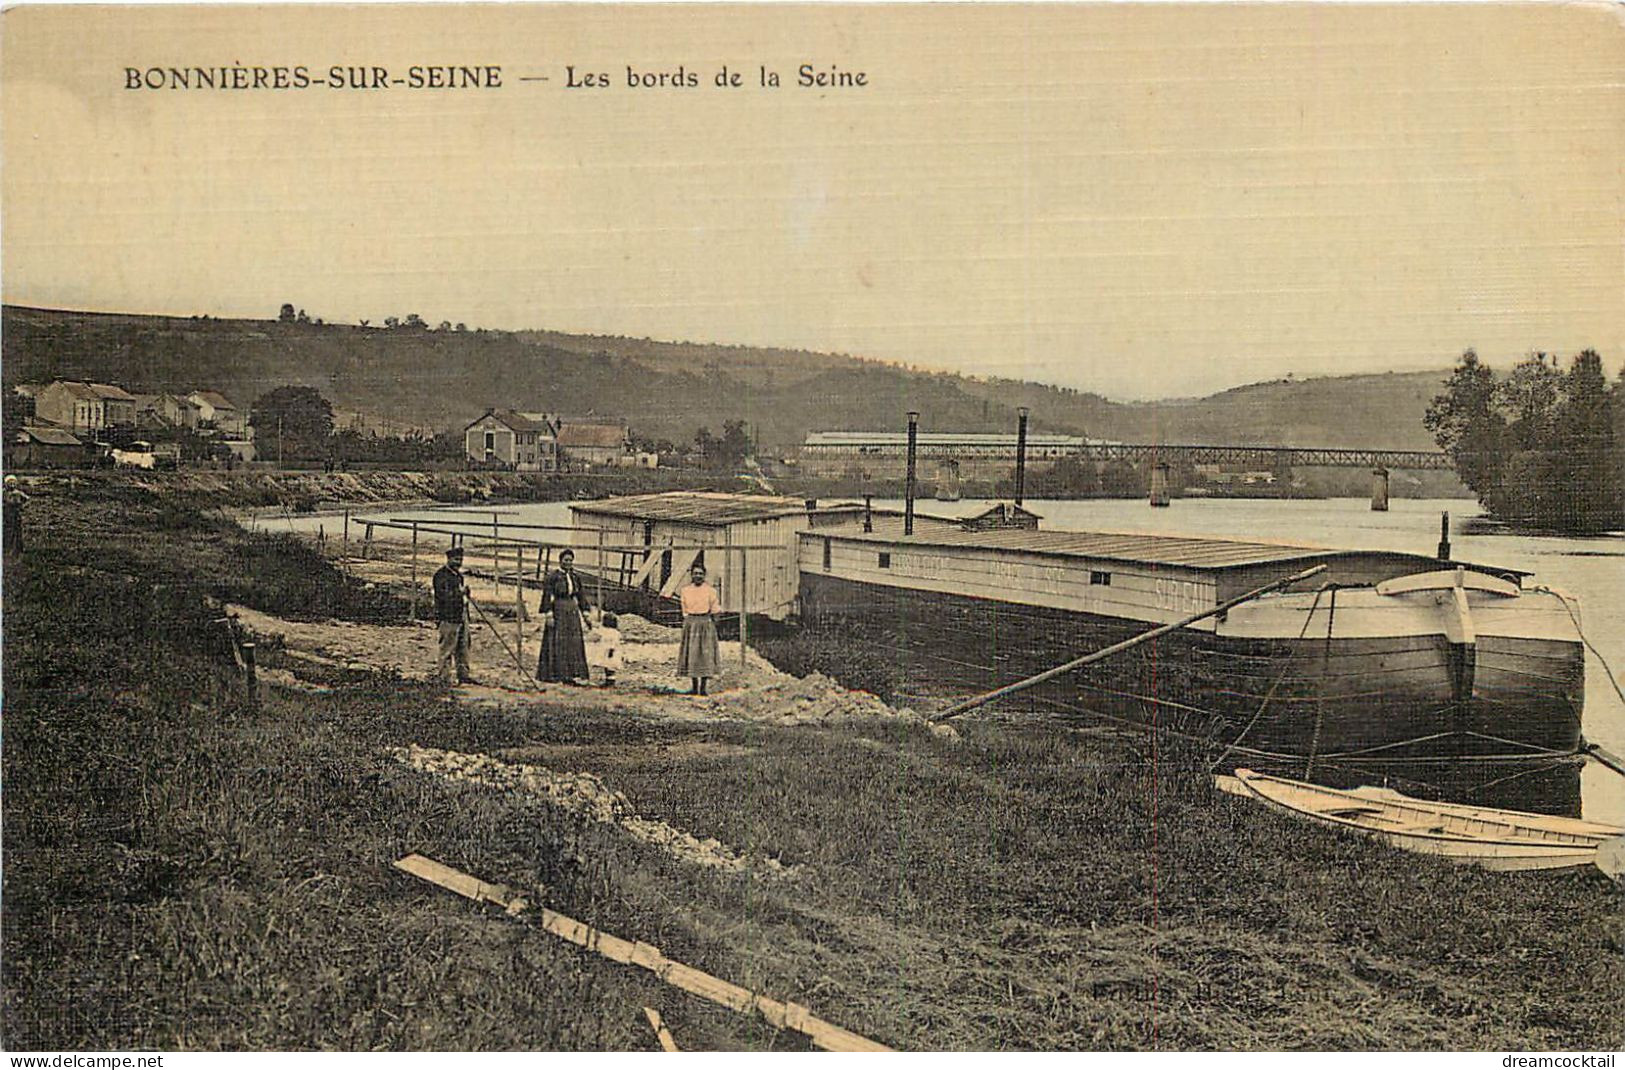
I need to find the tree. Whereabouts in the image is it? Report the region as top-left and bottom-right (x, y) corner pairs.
(250, 386), (334, 463)
(1425, 348), (1620, 532)
(1497, 352), (1561, 452)
(718, 419), (754, 468)
(1423, 349), (1506, 497)
(278, 303), (296, 323)
(1547, 350), (1618, 531)
(693, 426), (716, 467)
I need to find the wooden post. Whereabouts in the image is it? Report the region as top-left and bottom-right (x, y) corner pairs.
(515, 549), (525, 659)
(492, 512), (501, 597)
(739, 546), (749, 670)
(723, 527), (734, 613)
(1149, 462), (1171, 507)
(343, 508), (350, 560)
(596, 527), (606, 611)
(241, 641), (258, 709)
(363, 522), (375, 558)
(409, 521), (420, 619)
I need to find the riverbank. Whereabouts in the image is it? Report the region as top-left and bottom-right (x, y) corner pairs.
(7, 466), (747, 515)
(4, 480), (1621, 1050)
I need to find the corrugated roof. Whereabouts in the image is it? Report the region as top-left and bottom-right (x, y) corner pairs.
(573, 492), (811, 526)
(816, 522), (1466, 572)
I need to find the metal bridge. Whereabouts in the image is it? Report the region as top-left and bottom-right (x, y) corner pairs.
(1081, 443), (1451, 470)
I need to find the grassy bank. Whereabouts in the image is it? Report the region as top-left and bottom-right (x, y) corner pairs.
(4, 483), (1621, 1050)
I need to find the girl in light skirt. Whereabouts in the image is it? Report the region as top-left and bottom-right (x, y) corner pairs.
(676, 563), (721, 695)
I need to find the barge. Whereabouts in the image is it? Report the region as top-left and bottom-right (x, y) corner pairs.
(796, 521), (1586, 812)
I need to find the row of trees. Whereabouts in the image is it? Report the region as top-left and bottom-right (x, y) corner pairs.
(692, 420), (755, 470)
(277, 304), (469, 332)
(248, 386), (462, 464)
(1424, 349), (1621, 532)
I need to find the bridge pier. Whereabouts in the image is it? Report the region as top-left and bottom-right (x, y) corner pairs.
(1371, 467), (1390, 512)
(1149, 462), (1171, 507)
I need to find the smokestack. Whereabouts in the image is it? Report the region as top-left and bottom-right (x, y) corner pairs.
(904, 411), (919, 536)
(1014, 406), (1029, 507)
(1437, 511), (1451, 560)
(863, 494), (873, 533)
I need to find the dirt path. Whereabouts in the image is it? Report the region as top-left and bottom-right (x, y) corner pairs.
(226, 601), (953, 733)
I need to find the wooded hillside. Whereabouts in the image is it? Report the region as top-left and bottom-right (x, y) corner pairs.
(3, 305), (1449, 450)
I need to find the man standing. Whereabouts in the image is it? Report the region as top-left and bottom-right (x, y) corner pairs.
(432, 546), (477, 685)
(3, 475), (28, 556)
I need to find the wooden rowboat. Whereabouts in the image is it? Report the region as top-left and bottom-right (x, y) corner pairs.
(1216, 768), (1622, 872)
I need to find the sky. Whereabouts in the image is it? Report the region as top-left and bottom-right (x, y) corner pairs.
(3, 3), (1621, 400)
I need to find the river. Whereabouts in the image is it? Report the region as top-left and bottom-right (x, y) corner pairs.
(274, 494), (1625, 823)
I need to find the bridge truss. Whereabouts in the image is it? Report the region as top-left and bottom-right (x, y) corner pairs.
(1081, 443), (1451, 470)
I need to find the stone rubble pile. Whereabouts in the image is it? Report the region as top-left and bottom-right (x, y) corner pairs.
(392, 744), (795, 878)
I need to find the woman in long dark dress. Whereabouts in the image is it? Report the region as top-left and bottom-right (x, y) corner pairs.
(537, 549), (591, 684)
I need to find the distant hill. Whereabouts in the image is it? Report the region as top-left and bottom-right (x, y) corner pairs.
(2, 304), (1448, 451)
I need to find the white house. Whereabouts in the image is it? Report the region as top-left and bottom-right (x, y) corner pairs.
(463, 409), (559, 471)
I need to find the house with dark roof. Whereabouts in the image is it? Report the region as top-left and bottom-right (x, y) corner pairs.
(556, 419), (630, 469)
(33, 381), (138, 434)
(9, 425), (89, 468)
(186, 390), (247, 437)
(463, 409), (559, 471)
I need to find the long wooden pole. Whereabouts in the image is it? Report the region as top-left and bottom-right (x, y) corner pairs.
(932, 564), (1329, 723)
(394, 854), (890, 1052)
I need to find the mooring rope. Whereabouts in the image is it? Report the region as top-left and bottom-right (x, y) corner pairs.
(1537, 585), (1625, 708)
(1303, 586), (1340, 780)
(1209, 585), (1329, 771)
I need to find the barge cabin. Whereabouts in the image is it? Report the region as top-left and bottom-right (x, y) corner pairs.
(569, 491), (964, 622)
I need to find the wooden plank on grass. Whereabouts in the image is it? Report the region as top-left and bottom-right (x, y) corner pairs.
(394, 853), (892, 1052)
(644, 1007), (680, 1052)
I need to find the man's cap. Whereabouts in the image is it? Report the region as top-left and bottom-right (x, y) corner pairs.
(445, 546), (464, 559)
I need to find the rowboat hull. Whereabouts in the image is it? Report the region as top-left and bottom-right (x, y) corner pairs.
(1218, 769), (1621, 872)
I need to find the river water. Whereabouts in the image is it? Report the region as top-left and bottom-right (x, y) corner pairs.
(277, 494), (1625, 823)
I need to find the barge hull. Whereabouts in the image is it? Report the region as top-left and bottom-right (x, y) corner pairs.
(799, 572), (1584, 813)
